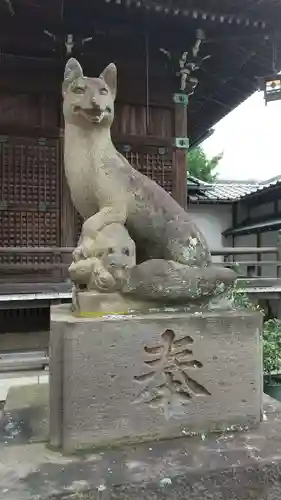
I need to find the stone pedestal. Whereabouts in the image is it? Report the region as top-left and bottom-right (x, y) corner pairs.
(72, 289), (155, 317)
(49, 304), (262, 453)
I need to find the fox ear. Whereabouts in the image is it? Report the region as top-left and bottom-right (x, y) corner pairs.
(62, 58), (83, 95)
(100, 63), (117, 100)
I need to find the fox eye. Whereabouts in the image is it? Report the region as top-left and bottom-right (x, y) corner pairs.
(73, 86), (85, 94)
(100, 87), (108, 95)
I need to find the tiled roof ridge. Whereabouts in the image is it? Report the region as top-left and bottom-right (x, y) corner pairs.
(188, 174), (281, 202)
(214, 179), (260, 186)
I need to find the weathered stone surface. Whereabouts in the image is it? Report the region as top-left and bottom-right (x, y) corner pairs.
(49, 304), (262, 453)
(122, 259), (236, 301)
(63, 58), (236, 303)
(72, 290), (155, 317)
(69, 223), (136, 293)
(0, 396), (280, 500)
(0, 383), (49, 444)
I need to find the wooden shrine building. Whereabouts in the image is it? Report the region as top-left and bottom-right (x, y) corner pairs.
(0, 0), (281, 290)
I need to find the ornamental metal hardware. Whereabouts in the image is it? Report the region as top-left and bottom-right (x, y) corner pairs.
(174, 137), (190, 149)
(0, 135), (8, 143)
(122, 144), (132, 153)
(158, 147), (167, 155)
(260, 74), (281, 105)
(173, 93), (189, 105)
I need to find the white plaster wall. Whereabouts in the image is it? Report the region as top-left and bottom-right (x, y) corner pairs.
(189, 204), (232, 262)
(188, 201), (280, 277)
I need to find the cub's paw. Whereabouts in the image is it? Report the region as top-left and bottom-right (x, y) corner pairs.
(72, 245), (85, 262)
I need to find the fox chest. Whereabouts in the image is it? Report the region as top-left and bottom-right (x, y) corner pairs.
(64, 145), (101, 218)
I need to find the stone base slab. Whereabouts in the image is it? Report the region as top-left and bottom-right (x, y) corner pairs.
(0, 384), (49, 445)
(0, 396), (280, 500)
(72, 289), (156, 317)
(49, 305), (262, 453)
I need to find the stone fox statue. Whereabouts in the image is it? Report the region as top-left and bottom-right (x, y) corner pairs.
(63, 58), (235, 302)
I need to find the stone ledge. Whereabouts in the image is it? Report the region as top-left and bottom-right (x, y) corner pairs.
(0, 396), (280, 500)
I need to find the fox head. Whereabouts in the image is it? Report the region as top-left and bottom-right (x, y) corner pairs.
(62, 58), (117, 127)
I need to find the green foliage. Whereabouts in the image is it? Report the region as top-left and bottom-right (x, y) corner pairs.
(188, 146), (223, 183)
(263, 319), (281, 377)
(227, 279), (261, 312)
(224, 280), (281, 378)
(229, 283), (281, 378)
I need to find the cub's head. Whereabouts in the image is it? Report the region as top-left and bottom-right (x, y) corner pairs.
(62, 58), (116, 127)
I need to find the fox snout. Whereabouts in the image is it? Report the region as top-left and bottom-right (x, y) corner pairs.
(80, 98), (102, 113)
(91, 96), (99, 107)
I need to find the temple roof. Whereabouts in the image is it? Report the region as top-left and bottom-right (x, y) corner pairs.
(0, 0), (280, 141)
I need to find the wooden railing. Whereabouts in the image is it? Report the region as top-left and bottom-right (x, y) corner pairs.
(0, 247), (72, 271)
(0, 245), (281, 279)
(214, 246), (281, 279)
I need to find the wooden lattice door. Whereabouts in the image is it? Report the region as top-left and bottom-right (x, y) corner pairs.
(122, 146), (173, 194)
(74, 144), (173, 240)
(0, 135), (61, 280)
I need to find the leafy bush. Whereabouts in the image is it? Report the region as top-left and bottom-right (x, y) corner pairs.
(227, 279), (261, 312)
(263, 319), (281, 378)
(225, 280), (281, 380)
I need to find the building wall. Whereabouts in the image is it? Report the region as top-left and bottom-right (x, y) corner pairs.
(188, 203), (232, 262)
(189, 195), (281, 320)
(232, 233), (258, 277)
(233, 195), (280, 278)
(233, 230), (279, 278)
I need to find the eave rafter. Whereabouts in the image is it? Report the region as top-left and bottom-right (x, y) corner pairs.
(103, 0), (268, 30)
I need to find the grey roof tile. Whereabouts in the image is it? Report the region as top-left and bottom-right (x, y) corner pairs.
(188, 175), (281, 202)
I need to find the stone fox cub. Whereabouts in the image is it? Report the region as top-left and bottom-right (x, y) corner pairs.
(63, 58), (235, 300)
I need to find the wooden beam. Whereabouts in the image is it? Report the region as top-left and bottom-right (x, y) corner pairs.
(0, 73), (173, 107)
(211, 247), (279, 255)
(0, 246), (279, 255)
(277, 230), (281, 278)
(0, 125), (62, 138)
(0, 247), (74, 254)
(0, 263), (69, 270)
(172, 95), (188, 210)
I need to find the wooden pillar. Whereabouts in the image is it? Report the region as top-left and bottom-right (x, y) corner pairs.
(59, 133), (76, 270)
(231, 202), (238, 267)
(172, 93), (188, 210)
(256, 231), (261, 277)
(277, 229), (281, 278)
